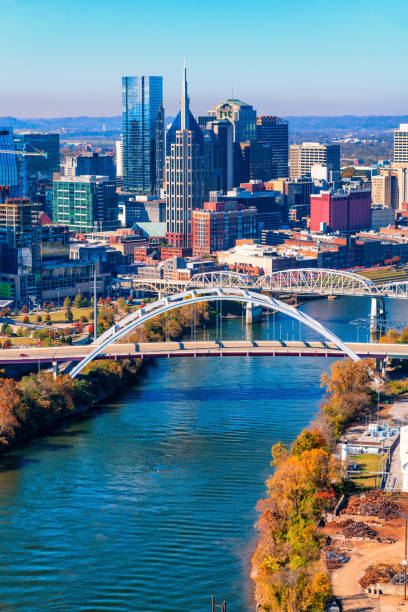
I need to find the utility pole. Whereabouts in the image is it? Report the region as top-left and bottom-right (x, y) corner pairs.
(94, 266), (97, 342)
(404, 515), (407, 601)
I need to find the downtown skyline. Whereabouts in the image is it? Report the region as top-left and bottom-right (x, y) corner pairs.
(2, 0), (408, 117)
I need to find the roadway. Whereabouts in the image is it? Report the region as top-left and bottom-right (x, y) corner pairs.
(1, 341), (408, 365)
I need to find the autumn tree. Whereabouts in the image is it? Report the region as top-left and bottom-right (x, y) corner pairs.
(0, 379), (21, 442)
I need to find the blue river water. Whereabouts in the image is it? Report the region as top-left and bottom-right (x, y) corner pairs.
(0, 296), (406, 611)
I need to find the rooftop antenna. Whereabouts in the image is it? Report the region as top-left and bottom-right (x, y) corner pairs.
(231, 83), (234, 100)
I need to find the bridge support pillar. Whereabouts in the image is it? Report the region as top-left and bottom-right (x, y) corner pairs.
(52, 361), (59, 380)
(245, 302), (262, 325)
(370, 297), (386, 342)
(375, 358), (388, 380)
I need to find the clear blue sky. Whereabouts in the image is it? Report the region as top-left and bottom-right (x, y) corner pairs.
(1, 0), (407, 117)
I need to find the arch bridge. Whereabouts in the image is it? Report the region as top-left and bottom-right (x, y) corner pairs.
(70, 286), (360, 379)
(113, 269), (408, 299)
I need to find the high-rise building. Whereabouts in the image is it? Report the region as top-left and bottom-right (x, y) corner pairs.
(122, 76), (164, 194)
(202, 130), (223, 196)
(372, 173), (392, 207)
(394, 124), (408, 167)
(0, 197), (42, 304)
(165, 66), (204, 248)
(256, 116), (289, 178)
(0, 127), (19, 198)
(209, 99), (257, 143)
(115, 140), (123, 177)
(310, 189), (371, 233)
(210, 120), (233, 191)
(53, 175), (119, 233)
(289, 143), (340, 179)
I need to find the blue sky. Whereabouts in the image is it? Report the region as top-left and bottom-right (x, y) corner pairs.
(1, 0), (407, 117)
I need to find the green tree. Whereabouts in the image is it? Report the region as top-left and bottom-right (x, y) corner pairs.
(1, 322), (12, 336)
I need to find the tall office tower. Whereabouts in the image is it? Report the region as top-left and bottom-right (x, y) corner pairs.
(208, 120), (234, 191)
(53, 175), (119, 233)
(289, 143), (340, 179)
(394, 124), (408, 167)
(115, 140), (123, 177)
(0, 127), (19, 198)
(256, 116), (289, 178)
(209, 99), (257, 143)
(122, 75), (164, 195)
(202, 130), (223, 196)
(155, 103), (165, 191)
(233, 142), (250, 185)
(165, 65), (204, 248)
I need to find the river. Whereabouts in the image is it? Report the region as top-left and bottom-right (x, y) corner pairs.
(0, 296), (406, 611)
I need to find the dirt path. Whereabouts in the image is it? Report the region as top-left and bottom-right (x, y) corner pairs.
(332, 538), (405, 611)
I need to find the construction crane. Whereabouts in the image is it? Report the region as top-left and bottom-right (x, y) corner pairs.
(0, 149), (47, 158)
(0, 148), (47, 202)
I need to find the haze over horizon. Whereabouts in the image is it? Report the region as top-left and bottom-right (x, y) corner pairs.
(2, 0), (408, 118)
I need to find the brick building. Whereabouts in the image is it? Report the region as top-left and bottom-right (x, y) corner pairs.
(192, 201), (257, 256)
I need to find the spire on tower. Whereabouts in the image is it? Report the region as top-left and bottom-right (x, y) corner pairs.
(181, 61), (190, 130)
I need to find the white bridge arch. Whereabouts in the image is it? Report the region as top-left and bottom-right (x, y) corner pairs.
(70, 287), (360, 379)
(188, 269), (377, 295)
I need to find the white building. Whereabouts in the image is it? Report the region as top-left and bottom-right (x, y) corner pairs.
(115, 140), (123, 177)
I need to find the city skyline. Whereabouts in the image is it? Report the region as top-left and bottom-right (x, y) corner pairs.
(2, 0), (408, 117)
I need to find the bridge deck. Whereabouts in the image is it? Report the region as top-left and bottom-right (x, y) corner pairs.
(2, 340), (406, 365)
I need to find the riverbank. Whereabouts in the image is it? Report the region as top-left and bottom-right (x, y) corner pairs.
(0, 358), (144, 452)
(251, 358), (380, 611)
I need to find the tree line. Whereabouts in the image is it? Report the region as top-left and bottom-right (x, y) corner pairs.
(251, 358), (378, 611)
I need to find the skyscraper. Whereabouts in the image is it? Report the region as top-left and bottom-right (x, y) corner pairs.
(289, 143), (340, 179)
(165, 65), (204, 248)
(0, 127), (19, 198)
(209, 100), (257, 143)
(122, 76), (164, 195)
(394, 124), (408, 167)
(256, 116), (289, 178)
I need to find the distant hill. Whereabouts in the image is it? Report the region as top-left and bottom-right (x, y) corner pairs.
(284, 115), (408, 131)
(0, 114), (407, 133)
(0, 116), (122, 131)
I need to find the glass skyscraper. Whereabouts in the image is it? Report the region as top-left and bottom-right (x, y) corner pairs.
(0, 127), (19, 198)
(122, 76), (164, 195)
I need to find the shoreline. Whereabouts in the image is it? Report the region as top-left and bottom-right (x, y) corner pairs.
(0, 358), (147, 454)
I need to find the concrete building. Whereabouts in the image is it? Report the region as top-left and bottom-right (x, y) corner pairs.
(217, 243), (306, 275)
(310, 189), (371, 233)
(372, 172), (392, 207)
(370, 205), (395, 230)
(53, 175), (119, 233)
(394, 124), (408, 167)
(289, 142), (340, 179)
(191, 201), (257, 256)
(165, 65), (204, 248)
